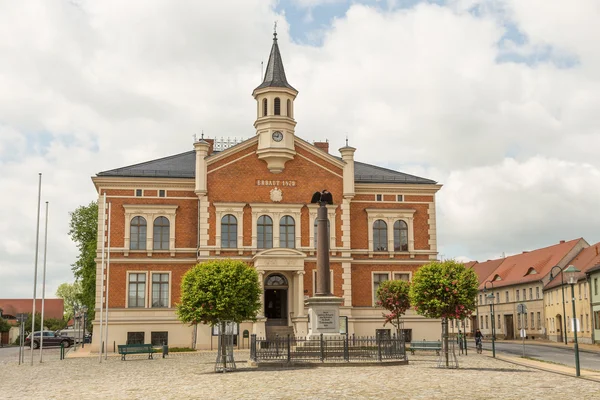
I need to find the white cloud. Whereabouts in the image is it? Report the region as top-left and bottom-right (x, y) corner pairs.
(0, 0), (599, 297)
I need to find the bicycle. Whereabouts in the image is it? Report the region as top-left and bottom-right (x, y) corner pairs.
(475, 337), (483, 354)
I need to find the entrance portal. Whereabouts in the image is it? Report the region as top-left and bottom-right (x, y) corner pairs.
(264, 274), (288, 326)
(556, 314), (563, 343)
(504, 314), (514, 340)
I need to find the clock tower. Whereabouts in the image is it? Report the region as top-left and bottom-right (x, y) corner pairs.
(252, 31), (298, 173)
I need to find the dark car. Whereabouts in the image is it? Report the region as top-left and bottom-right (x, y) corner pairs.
(24, 331), (74, 349)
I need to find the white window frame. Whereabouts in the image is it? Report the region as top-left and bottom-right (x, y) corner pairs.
(126, 271), (149, 308)
(397, 194), (403, 202)
(214, 203), (245, 254)
(158, 189), (166, 198)
(250, 203), (303, 251)
(150, 271), (172, 308)
(371, 271), (391, 306)
(123, 205), (178, 257)
(365, 208), (416, 256)
(392, 272), (411, 281)
(376, 194), (383, 202)
(135, 189), (143, 197)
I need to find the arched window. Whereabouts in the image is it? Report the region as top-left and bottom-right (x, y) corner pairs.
(265, 273), (288, 287)
(279, 216), (295, 248)
(130, 216), (147, 250)
(393, 220), (408, 251)
(153, 217), (170, 250)
(287, 99), (292, 117)
(263, 98), (268, 117)
(274, 97), (281, 115)
(257, 215), (273, 249)
(373, 220), (388, 251)
(314, 218), (331, 248)
(221, 214), (237, 248)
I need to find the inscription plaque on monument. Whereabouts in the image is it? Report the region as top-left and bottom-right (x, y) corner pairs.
(317, 310), (335, 329)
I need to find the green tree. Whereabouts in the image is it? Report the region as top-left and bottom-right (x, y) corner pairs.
(56, 282), (83, 321)
(177, 260), (261, 371)
(410, 260), (478, 367)
(376, 279), (411, 338)
(68, 201), (98, 322)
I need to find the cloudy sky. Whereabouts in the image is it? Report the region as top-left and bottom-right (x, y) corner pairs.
(1, 0), (599, 299)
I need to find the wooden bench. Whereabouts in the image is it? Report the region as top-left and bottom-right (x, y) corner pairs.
(117, 344), (154, 361)
(409, 340), (442, 355)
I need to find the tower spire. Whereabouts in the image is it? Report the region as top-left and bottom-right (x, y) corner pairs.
(254, 29), (296, 92)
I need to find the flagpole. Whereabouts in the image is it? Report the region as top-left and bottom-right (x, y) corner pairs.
(39, 201), (49, 362)
(98, 193), (107, 362)
(31, 173), (42, 365)
(104, 202), (111, 360)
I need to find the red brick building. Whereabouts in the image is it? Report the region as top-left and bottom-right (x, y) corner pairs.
(90, 34), (442, 350)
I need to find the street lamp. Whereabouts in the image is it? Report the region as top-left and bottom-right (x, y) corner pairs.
(82, 306), (88, 349)
(549, 265), (568, 345)
(564, 265), (581, 377)
(483, 280), (496, 358)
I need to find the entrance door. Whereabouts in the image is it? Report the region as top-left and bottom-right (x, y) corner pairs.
(556, 314), (563, 343)
(504, 315), (514, 339)
(265, 289), (287, 326)
(264, 274), (288, 326)
(470, 316), (478, 334)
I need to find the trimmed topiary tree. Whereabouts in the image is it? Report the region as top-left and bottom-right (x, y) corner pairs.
(177, 259), (261, 371)
(376, 279), (411, 338)
(410, 260), (478, 367)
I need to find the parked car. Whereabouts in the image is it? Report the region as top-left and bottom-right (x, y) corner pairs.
(56, 328), (90, 344)
(24, 331), (74, 349)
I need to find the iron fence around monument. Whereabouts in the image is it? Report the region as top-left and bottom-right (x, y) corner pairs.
(250, 333), (407, 363)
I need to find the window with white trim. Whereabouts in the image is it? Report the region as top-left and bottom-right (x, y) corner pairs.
(257, 215), (273, 249)
(373, 273), (389, 305)
(151, 273), (169, 308)
(279, 216), (295, 249)
(128, 273), (146, 308)
(158, 189), (166, 197)
(376, 194), (383, 201)
(135, 189), (142, 197)
(393, 272), (410, 281)
(130, 216), (147, 250)
(393, 220), (408, 251)
(153, 217), (170, 250)
(221, 214), (238, 248)
(397, 195), (403, 202)
(373, 220), (388, 251)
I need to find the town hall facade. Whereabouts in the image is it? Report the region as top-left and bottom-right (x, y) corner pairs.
(90, 34), (442, 351)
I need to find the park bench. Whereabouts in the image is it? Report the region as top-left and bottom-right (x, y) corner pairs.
(408, 340), (442, 355)
(117, 343), (154, 361)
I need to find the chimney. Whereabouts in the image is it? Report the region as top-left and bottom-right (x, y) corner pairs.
(314, 141), (329, 153)
(559, 240), (565, 244)
(204, 138), (215, 155)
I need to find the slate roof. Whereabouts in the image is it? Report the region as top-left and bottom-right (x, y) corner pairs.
(97, 148), (437, 185)
(254, 32), (296, 92)
(97, 151), (196, 178)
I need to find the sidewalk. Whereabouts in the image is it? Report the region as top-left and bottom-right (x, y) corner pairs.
(498, 338), (600, 354)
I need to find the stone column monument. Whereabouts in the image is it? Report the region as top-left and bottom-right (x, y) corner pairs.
(306, 190), (343, 338)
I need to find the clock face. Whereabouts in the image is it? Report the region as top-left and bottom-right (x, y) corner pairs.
(272, 131), (283, 142)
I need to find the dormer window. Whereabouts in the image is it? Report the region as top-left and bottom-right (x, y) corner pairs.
(263, 98), (268, 116)
(492, 274), (502, 281)
(274, 97), (281, 115)
(525, 267), (537, 276)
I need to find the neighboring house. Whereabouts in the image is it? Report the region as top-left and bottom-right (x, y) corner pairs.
(545, 243), (600, 344)
(474, 239), (587, 340)
(89, 34), (442, 351)
(0, 299), (65, 344)
(588, 263), (600, 344)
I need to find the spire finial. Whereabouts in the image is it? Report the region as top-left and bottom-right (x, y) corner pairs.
(345, 136), (348, 146)
(273, 21), (278, 40)
(201, 130), (204, 139)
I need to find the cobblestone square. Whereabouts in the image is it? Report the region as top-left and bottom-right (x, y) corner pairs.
(0, 349), (598, 399)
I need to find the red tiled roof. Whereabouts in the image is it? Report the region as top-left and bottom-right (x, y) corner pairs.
(0, 299), (64, 320)
(477, 239), (585, 290)
(472, 259), (504, 285)
(545, 242), (600, 290)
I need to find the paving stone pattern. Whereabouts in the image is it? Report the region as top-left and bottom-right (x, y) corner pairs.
(0, 350), (598, 399)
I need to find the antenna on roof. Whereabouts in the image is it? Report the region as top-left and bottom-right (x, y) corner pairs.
(261, 61), (263, 80)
